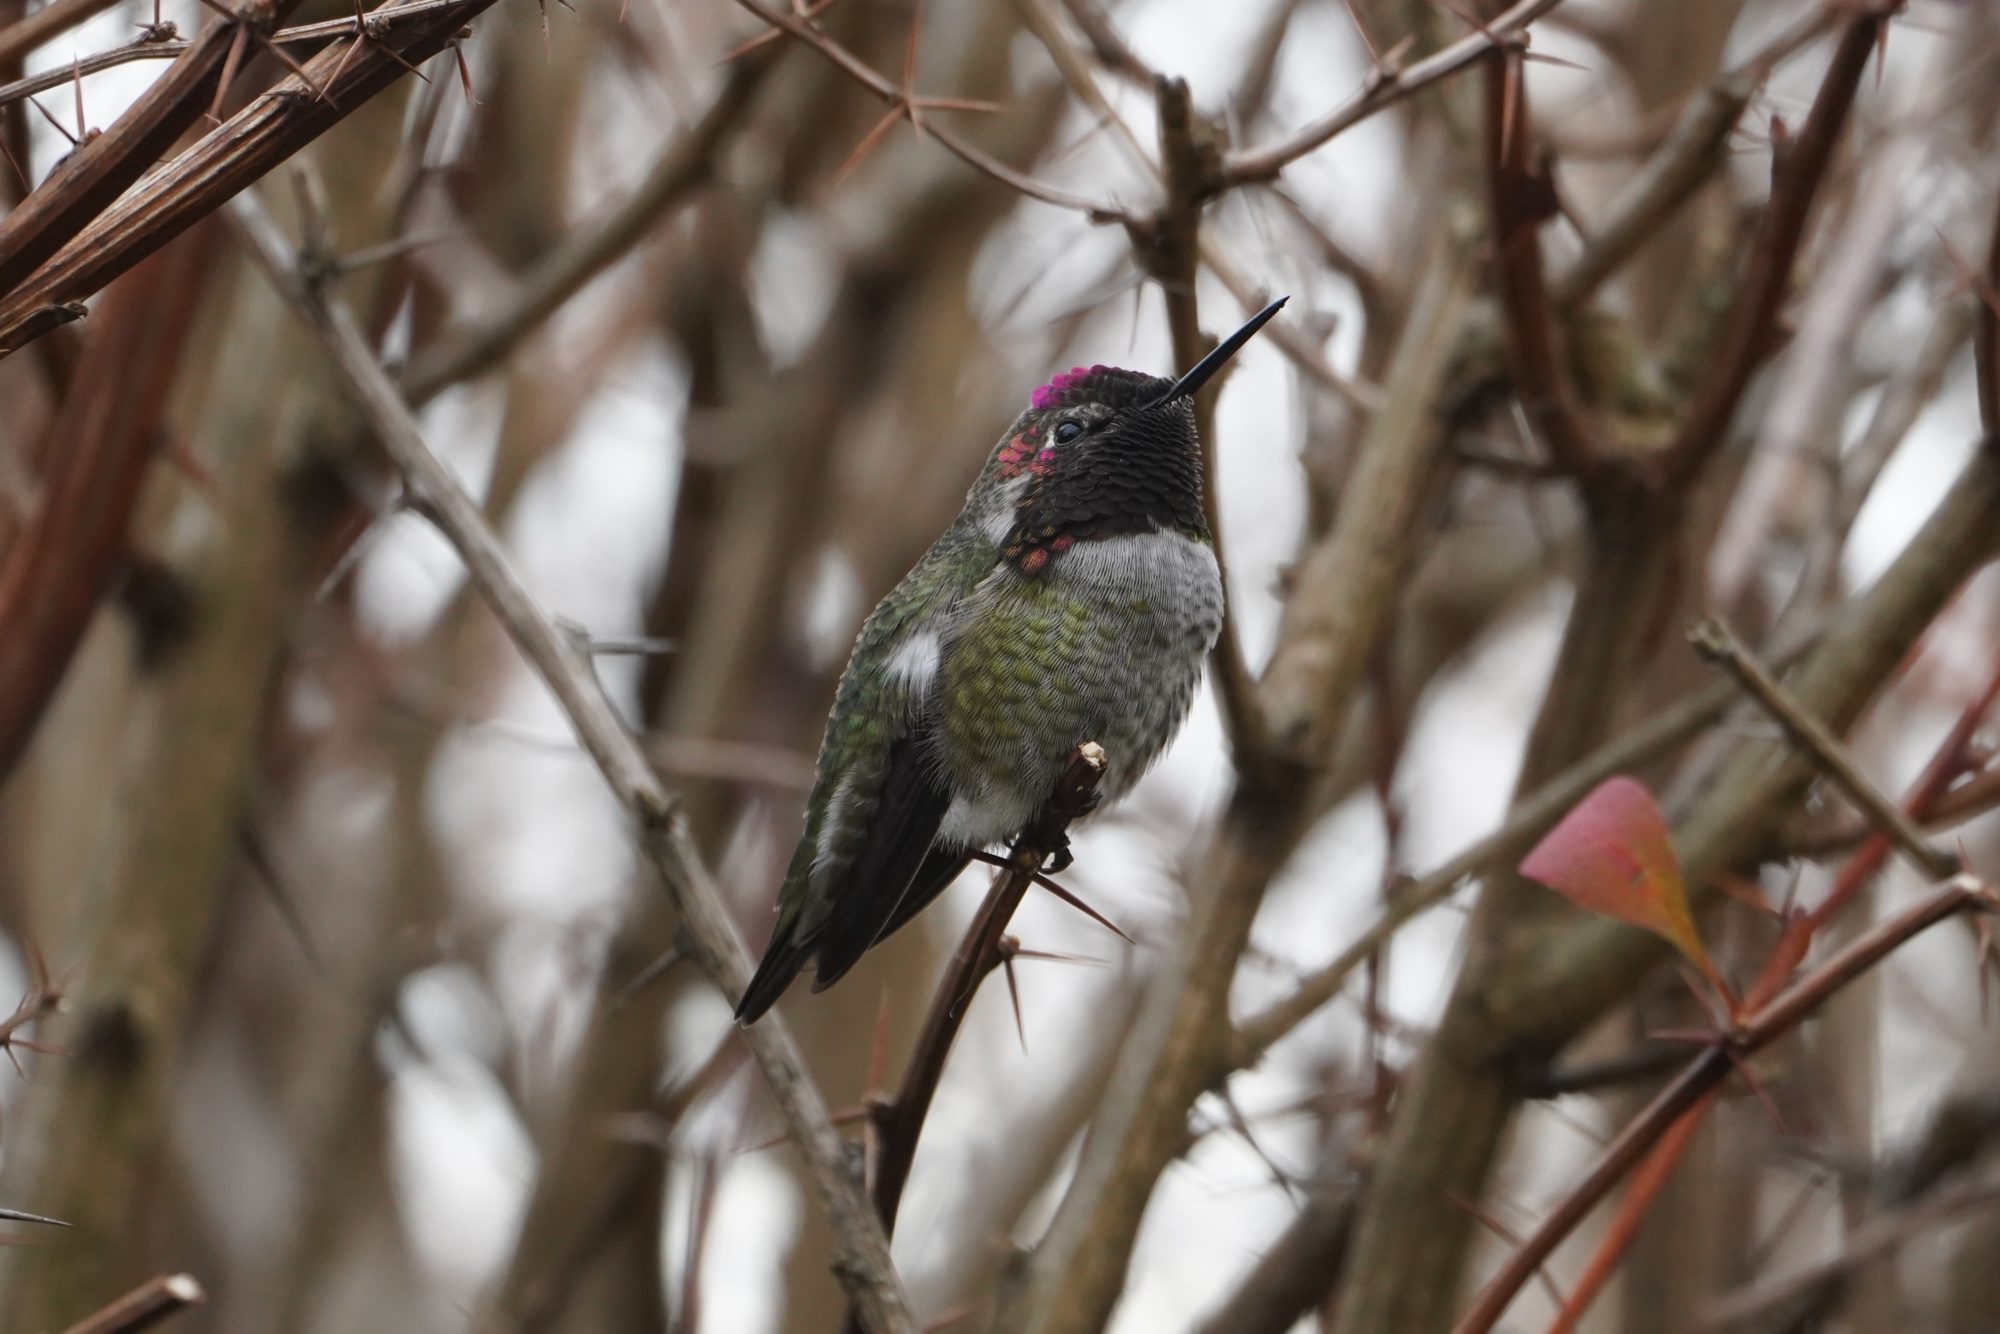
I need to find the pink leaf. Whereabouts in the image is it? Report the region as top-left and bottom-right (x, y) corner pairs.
(1520, 776), (1718, 983)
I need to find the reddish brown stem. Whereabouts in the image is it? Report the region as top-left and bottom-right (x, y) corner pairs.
(0, 14), (241, 295)
(727, 0), (1124, 221)
(1450, 873), (1994, 1334)
(0, 0), (495, 355)
(1808, 656), (2000, 931)
(0, 231), (214, 779)
(1220, 0), (1564, 188)
(1545, 1087), (1715, 1334)
(1539, 650), (2000, 1332)
(1481, 49), (1603, 483)
(1653, 7), (1892, 489)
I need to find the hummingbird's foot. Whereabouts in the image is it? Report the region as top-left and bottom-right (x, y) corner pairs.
(1047, 833), (1075, 874)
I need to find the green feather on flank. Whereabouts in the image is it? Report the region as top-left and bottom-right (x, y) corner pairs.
(937, 575), (1096, 790)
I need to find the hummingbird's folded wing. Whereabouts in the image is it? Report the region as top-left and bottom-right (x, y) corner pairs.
(737, 531), (993, 1021)
(807, 725), (952, 991)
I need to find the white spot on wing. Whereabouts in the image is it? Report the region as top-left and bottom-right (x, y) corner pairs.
(885, 630), (941, 694)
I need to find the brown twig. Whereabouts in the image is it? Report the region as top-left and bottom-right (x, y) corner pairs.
(727, 0), (1128, 222)
(0, 0), (496, 357)
(57, 1274), (205, 1334)
(400, 50), (770, 400)
(1785, 763), (2000, 862)
(0, 27), (186, 109)
(1137, 75), (1269, 763)
(840, 744), (1107, 1334)
(1689, 616), (1958, 882)
(229, 190), (919, 1334)
(0, 14), (243, 297)
(1552, 76), (1753, 309)
(0, 234), (213, 780)
(1651, 8), (1892, 489)
(1449, 873), (1998, 1334)
(1011, 0), (1370, 408)
(1050, 0), (1150, 84)
(1552, 1), (1840, 308)
(1220, 0), (1566, 188)
(0, 0), (477, 108)
(1481, 47), (1605, 483)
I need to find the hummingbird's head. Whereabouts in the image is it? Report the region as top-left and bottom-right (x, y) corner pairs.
(976, 298), (1288, 573)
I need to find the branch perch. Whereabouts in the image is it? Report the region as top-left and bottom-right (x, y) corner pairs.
(840, 743), (1107, 1334)
(868, 742), (1105, 1233)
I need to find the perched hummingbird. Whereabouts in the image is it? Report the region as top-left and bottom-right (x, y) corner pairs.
(735, 298), (1288, 1022)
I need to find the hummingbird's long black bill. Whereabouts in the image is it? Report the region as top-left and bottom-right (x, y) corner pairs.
(1152, 295), (1289, 405)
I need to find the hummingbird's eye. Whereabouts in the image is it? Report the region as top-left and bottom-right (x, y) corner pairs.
(1053, 420), (1084, 444)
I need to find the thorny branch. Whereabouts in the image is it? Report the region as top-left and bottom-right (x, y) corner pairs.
(865, 743), (1105, 1233)
(1651, 7), (1893, 488)
(1220, 0), (1565, 187)
(1449, 874), (2000, 1334)
(0, 0), (499, 356)
(229, 189), (918, 1334)
(0, 0), (477, 108)
(727, 0), (1128, 221)
(841, 743), (1106, 1334)
(1552, 3), (1840, 308)
(1481, 46), (1604, 484)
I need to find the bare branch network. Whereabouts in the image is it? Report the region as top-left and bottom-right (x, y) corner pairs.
(3, 0), (2000, 1332)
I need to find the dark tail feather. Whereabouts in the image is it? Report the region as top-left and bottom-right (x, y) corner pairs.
(878, 846), (973, 946)
(735, 923), (813, 1024)
(811, 846), (972, 994)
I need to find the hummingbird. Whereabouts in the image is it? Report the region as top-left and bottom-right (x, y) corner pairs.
(735, 298), (1288, 1022)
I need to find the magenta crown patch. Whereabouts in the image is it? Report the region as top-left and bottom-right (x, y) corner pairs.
(1029, 364), (1167, 412)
